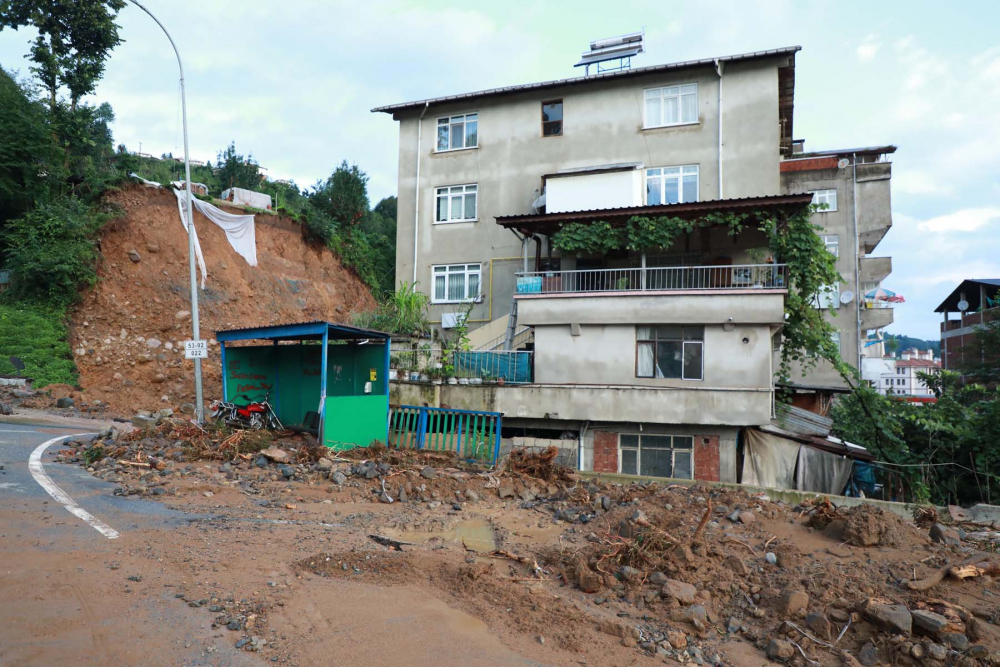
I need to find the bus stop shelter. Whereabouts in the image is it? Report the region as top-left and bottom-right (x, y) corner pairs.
(215, 321), (390, 450)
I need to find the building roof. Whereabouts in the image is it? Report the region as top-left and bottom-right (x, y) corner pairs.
(934, 279), (1000, 313)
(788, 145), (897, 159)
(372, 46), (800, 113)
(495, 193), (814, 235)
(896, 358), (941, 368)
(215, 321), (391, 343)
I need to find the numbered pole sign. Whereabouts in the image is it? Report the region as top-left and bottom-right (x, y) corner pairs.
(184, 339), (208, 359)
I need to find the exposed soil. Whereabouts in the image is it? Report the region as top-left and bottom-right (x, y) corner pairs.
(64, 184), (375, 415)
(51, 427), (1000, 667)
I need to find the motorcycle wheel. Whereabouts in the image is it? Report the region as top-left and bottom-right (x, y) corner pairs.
(248, 413), (265, 430)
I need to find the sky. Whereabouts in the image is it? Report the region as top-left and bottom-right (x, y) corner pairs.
(2, 0), (998, 340)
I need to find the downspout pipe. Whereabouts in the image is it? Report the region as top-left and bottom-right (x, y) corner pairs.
(412, 102), (430, 285)
(852, 153), (862, 371)
(715, 59), (724, 199)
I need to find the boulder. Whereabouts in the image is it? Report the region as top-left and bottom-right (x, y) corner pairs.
(260, 447), (290, 464)
(862, 600), (912, 636)
(315, 458), (334, 472)
(330, 471), (347, 485)
(661, 579), (697, 604)
(929, 523), (961, 546)
(806, 613), (832, 641)
(419, 466), (437, 479)
(779, 588), (809, 616)
(766, 640), (795, 661)
(131, 414), (156, 429)
(56, 397), (74, 408)
(912, 609), (949, 634)
(128, 249), (141, 262)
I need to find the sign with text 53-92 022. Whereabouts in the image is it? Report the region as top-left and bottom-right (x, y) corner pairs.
(184, 339), (209, 359)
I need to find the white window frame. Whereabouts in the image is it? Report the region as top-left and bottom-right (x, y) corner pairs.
(434, 184), (478, 223)
(643, 84), (699, 128)
(436, 113), (478, 152)
(618, 434), (694, 479)
(821, 234), (839, 258)
(431, 263), (482, 304)
(831, 330), (841, 355)
(636, 326), (704, 381)
(812, 189), (838, 212)
(646, 165), (699, 205)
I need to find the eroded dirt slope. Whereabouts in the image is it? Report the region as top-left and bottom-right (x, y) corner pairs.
(68, 185), (375, 414)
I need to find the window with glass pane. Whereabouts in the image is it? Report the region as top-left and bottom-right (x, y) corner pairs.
(431, 263), (481, 303)
(542, 100), (562, 136)
(644, 84), (698, 128)
(435, 184), (477, 222)
(618, 434), (694, 479)
(821, 234), (839, 258)
(636, 326), (703, 379)
(436, 113), (478, 151)
(646, 166), (698, 205)
(811, 189), (837, 212)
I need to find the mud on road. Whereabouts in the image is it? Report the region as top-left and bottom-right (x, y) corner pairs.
(27, 425), (1000, 666)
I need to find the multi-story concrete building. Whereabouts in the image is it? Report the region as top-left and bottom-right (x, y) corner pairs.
(373, 44), (893, 481)
(936, 279), (1000, 383)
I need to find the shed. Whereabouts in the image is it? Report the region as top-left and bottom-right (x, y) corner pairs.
(215, 321), (390, 450)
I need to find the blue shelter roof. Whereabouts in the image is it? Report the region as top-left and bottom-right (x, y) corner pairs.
(215, 321), (391, 343)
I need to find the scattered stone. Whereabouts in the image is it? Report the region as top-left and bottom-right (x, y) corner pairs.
(179, 402), (195, 415)
(737, 511), (756, 524)
(419, 466), (437, 479)
(941, 633), (968, 651)
(0, 403), (12, 415)
(665, 630), (687, 649)
(724, 554), (748, 575)
(146, 243), (160, 253)
(806, 613), (832, 641)
(378, 492), (393, 504)
(315, 458), (334, 471)
(132, 414), (156, 429)
(858, 642), (879, 666)
(175, 310), (191, 320)
(464, 488), (479, 502)
(672, 604), (707, 625)
(56, 397), (74, 408)
(330, 471), (347, 485)
(912, 609), (949, 634)
(766, 639), (795, 661)
(649, 571), (668, 586)
(929, 523), (961, 546)
(260, 447), (290, 464)
(910, 643), (925, 659)
(661, 579), (697, 604)
(779, 588), (809, 616)
(145, 338), (161, 349)
(925, 642), (947, 661)
(277, 464), (295, 479)
(255, 456), (268, 468)
(765, 552), (778, 565)
(235, 638), (249, 649)
(128, 249), (141, 262)
(862, 600), (912, 636)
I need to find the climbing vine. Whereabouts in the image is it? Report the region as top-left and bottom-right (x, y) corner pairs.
(551, 207), (848, 384)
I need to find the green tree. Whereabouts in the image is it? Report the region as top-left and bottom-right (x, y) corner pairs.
(215, 142), (261, 190)
(0, 0), (126, 111)
(310, 160), (369, 227)
(373, 195), (397, 225)
(960, 318), (1000, 386)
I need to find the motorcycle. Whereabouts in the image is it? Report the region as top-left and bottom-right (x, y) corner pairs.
(210, 387), (283, 430)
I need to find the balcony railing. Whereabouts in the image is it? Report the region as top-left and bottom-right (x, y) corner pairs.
(390, 347), (533, 384)
(515, 264), (787, 295)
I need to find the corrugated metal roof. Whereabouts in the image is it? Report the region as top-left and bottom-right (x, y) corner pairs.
(372, 46), (801, 113)
(773, 403), (833, 437)
(215, 320), (391, 341)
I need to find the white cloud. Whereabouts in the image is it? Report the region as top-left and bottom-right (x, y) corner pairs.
(892, 170), (954, 197)
(856, 34), (881, 62)
(972, 46), (1000, 81)
(917, 207), (1000, 233)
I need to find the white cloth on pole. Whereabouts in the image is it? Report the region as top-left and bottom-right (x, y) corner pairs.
(130, 172), (162, 188)
(173, 189), (210, 289)
(173, 189), (258, 288)
(220, 187), (272, 210)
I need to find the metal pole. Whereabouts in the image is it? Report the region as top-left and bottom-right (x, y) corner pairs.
(129, 0), (204, 422)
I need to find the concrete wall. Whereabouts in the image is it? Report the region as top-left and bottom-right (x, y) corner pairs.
(391, 56), (790, 329)
(586, 424), (738, 482)
(546, 169), (643, 213)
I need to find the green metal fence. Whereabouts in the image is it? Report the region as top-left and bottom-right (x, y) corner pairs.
(388, 404), (502, 465)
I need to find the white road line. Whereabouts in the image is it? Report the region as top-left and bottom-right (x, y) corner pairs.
(28, 433), (120, 540)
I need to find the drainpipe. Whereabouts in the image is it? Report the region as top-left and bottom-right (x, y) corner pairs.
(715, 59), (724, 199)
(852, 153), (862, 372)
(412, 102), (430, 284)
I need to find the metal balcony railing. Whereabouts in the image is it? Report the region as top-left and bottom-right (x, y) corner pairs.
(515, 264), (787, 295)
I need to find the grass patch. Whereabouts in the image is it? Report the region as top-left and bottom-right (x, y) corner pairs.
(0, 302), (76, 387)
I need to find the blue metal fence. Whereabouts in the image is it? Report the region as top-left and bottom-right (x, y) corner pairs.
(388, 404), (502, 465)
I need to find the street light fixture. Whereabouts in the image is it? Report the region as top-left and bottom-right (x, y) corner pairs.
(128, 0), (204, 423)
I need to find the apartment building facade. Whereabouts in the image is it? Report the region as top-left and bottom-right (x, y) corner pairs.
(936, 279), (1000, 383)
(374, 45), (894, 480)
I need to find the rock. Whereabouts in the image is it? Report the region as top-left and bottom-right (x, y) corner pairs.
(862, 600), (912, 636)
(649, 571), (668, 586)
(672, 604), (707, 625)
(618, 566), (641, 581)
(941, 633), (968, 651)
(131, 414), (156, 429)
(146, 243), (159, 253)
(661, 579), (697, 604)
(727, 510), (741, 522)
(910, 643), (925, 659)
(766, 639), (795, 661)
(179, 402), (195, 415)
(464, 488), (479, 502)
(966, 646), (989, 659)
(330, 471), (347, 485)
(235, 638), (249, 649)
(227, 619), (242, 631)
(397, 486), (408, 502)
(929, 523), (961, 546)
(316, 458), (334, 471)
(498, 484), (516, 499)
(56, 397), (74, 408)
(278, 464), (294, 479)
(765, 552), (778, 565)
(0, 403), (12, 415)
(154, 408), (173, 420)
(260, 447), (290, 463)
(858, 642), (879, 666)
(419, 466), (437, 479)
(925, 642), (947, 660)
(738, 511), (756, 524)
(727, 616), (740, 634)
(255, 456), (268, 468)
(378, 492), (393, 504)
(427, 501), (441, 509)
(724, 554), (748, 575)
(175, 310), (190, 320)
(912, 609), (949, 634)
(666, 630), (687, 649)
(128, 249), (141, 262)
(779, 588), (809, 616)
(806, 613), (832, 640)
(145, 338), (161, 349)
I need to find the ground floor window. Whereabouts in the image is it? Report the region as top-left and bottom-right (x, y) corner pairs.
(619, 434), (693, 478)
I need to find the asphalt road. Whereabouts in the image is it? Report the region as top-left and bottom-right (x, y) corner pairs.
(0, 418), (259, 666)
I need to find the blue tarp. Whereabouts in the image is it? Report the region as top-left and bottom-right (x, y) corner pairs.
(455, 351), (532, 383)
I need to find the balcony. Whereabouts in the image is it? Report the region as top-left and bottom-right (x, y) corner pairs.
(856, 162), (893, 254)
(861, 302), (894, 329)
(860, 256), (892, 284)
(516, 264), (787, 296)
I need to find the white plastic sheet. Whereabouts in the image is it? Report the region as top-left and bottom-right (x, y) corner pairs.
(221, 187), (272, 210)
(796, 446), (853, 495)
(170, 180), (209, 196)
(173, 189), (258, 288)
(741, 428), (800, 490)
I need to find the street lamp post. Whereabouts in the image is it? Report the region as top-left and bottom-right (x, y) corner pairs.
(128, 0), (204, 423)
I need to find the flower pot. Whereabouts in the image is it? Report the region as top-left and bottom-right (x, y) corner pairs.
(389, 369), (398, 381)
(431, 378), (442, 385)
(419, 373), (430, 383)
(497, 377), (505, 386)
(457, 378), (469, 385)
(408, 372), (420, 381)
(447, 377), (458, 385)
(469, 378), (482, 385)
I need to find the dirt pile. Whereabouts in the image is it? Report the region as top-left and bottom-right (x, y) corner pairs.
(65, 185), (376, 415)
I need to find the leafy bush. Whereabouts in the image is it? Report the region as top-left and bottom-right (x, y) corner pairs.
(2, 198), (108, 306)
(0, 303), (77, 387)
(352, 281), (429, 335)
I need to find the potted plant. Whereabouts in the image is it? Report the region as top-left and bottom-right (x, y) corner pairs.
(427, 367), (444, 385)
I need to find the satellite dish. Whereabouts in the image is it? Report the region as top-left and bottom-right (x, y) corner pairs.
(837, 158), (850, 169)
(957, 299), (970, 312)
(840, 291), (855, 304)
